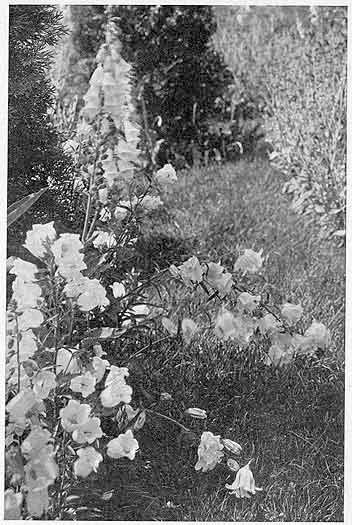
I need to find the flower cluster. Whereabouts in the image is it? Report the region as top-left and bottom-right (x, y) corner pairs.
(170, 252), (330, 366)
(194, 430), (260, 499)
(5, 218), (143, 518)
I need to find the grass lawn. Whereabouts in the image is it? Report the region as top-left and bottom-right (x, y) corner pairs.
(81, 160), (344, 521)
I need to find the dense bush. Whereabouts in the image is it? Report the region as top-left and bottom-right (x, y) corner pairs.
(8, 6), (74, 245)
(213, 6), (346, 237)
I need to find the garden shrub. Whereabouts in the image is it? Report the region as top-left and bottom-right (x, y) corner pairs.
(213, 6), (346, 238)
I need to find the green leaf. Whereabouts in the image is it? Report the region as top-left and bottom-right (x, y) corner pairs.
(7, 187), (48, 227)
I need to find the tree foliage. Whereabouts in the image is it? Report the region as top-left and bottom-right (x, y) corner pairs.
(8, 5), (72, 244)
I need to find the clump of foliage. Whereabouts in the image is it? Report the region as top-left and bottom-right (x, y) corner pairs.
(8, 5), (75, 245)
(213, 6), (346, 238)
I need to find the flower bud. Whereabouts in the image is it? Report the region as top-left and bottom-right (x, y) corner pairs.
(222, 438), (242, 455)
(185, 408), (207, 420)
(160, 392), (173, 402)
(227, 458), (240, 472)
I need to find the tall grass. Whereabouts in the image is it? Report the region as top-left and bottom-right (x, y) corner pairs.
(213, 6), (346, 238)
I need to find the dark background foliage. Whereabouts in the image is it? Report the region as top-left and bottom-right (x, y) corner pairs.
(113, 6), (234, 143)
(60, 6), (234, 150)
(8, 5), (74, 249)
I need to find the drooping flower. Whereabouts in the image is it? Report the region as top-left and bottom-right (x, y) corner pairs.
(32, 370), (56, 399)
(17, 309), (44, 331)
(12, 279), (42, 312)
(111, 282), (126, 298)
(63, 274), (86, 298)
(93, 342), (106, 357)
(18, 330), (37, 359)
(100, 380), (132, 408)
(70, 372), (97, 398)
(258, 314), (282, 335)
(91, 356), (110, 383)
(72, 417), (103, 444)
(280, 302), (303, 326)
(185, 408), (207, 419)
(237, 292), (261, 313)
(222, 438), (242, 455)
(105, 366), (129, 385)
(51, 233), (86, 276)
(114, 201), (130, 221)
(182, 318), (198, 344)
(160, 392), (173, 402)
(225, 460), (262, 498)
(128, 304), (150, 319)
(204, 262), (233, 295)
(304, 320), (330, 349)
(106, 429), (139, 460)
(139, 195), (163, 212)
(76, 279), (110, 312)
(234, 249), (263, 274)
(169, 264), (180, 278)
(265, 332), (297, 367)
(23, 222), (56, 259)
(9, 258), (38, 282)
(26, 485), (49, 518)
(195, 431), (224, 472)
(92, 230), (117, 250)
(214, 308), (256, 345)
(4, 488), (23, 519)
(25, 444), (58, 489)
(98, 187), (109, 204)
(22, 359), (39, 377)
(60, 399), (91, 432)
(21, 427), (51, 458)
(178, 256), (203, 285)
(162, 317), (178, 336)
(73, 447), (103, 478)
(6, 362), (31, 391)
(6, 389), (39, 425)
(155, 163), (177, 186)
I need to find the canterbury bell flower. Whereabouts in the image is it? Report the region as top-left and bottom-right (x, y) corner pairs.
(225, 460), (262, 498)
(234, 249), (263, 274)
(280, 302), (303, 326)
(304, 320), (330, 349)
(155, 164), (177, 186)
(178, 256), (203, 285)
(73, 447), (103, 478)
(23, 222), (56, 259)
(195, 431), (224, 472)
(106, 429), (139, 460)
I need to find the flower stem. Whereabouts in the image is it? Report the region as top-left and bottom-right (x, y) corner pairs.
(146, 409), (190, 433)
(15, 316), (20, 393)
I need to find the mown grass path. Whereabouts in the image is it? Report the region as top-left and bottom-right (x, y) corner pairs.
(91, 160), (344, 521)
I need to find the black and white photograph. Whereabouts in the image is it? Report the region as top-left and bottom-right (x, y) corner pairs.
(3, 2), (348, 522)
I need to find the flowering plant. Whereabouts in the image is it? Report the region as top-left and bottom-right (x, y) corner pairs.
(5, 8), (332, 520)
